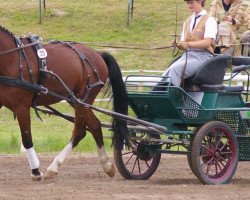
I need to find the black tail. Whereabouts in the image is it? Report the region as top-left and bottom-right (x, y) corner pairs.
(100, 52), (129, 150)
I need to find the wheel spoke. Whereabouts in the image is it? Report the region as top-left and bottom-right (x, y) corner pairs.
(201, 144), (213, 154)
(219, 139), (229, 151)
(215, 162), (219, 175)
(219, 156), (230, 166)
(132, 156), (139, 173)
(215, 132), (224, 149)
(124, 153), (134, 167)
(122, 150), (133, 156)
(216, 161), (223, 171)
(206, 161), (213, 175)
(220, 151), (232, 156)
(201, 154), (210, 158)
(137, 158), (141, 174)
(144, 160), (150, 168)
(201, 157), (213, 168)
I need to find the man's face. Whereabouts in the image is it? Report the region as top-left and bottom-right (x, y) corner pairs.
(187, 0), (202, 13)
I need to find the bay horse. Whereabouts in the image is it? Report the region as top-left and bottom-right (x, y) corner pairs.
(0, 26), (128, 181)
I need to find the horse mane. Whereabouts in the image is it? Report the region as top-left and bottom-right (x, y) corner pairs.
(0, 26), (15, 37)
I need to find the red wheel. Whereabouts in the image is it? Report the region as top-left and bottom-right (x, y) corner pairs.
(191, 121), (239, 184)
(114, 131), (161, 180)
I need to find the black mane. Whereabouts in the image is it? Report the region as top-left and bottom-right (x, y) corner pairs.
(0, 26), (15, 36)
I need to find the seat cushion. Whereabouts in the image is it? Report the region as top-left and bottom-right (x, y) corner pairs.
(194, 55), (229, 85)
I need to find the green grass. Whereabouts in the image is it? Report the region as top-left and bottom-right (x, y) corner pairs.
(0, 102), (113, 153)
(0, 0), (211, 68)
(0, 0), (213, 153)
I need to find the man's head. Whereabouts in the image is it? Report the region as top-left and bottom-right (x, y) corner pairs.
(184, 0), (206, 7)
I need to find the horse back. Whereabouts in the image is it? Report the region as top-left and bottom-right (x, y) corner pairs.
(35, 42), (109, 105)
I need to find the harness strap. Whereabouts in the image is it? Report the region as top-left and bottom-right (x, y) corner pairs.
(28, 34), (48, 121)
(14, 37), (24, 80)
(57, 41), (104, 101)
(14, 36), (35, 83)
(0, 76), (48, 94)
(82, 80), (105, 102)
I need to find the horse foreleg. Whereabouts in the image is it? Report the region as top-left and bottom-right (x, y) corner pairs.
(15, 106), (43, 181)
(45, 142), (74, 179)
(86, 110), (115, 177)
(45, 105), (87, 179)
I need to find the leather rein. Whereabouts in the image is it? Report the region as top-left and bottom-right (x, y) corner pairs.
(0, 41), (40, 56)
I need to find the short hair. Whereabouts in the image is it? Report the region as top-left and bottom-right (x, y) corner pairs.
(184, 0), (206, 7)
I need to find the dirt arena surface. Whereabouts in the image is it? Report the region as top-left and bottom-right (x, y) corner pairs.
(0, 153), (250, 200)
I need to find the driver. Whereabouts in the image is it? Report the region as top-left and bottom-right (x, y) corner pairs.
(162, 0), (218, 87)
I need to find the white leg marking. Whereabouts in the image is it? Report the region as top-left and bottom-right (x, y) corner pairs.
(47, 143), (73, 173)
(97, 147), (115, 177)
(26, 147), (40, 169)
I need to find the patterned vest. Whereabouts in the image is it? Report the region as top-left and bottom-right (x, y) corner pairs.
(184, 14), (215, 53)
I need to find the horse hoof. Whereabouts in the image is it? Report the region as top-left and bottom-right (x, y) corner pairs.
(31, 172), (44, 181)
(107, 163), (116, 177)
(44, 170), (59, 180)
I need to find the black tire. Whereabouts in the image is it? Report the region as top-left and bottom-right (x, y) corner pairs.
(191, 121), (239, 184)
(187, 128), (199, 177)
(114, 131), (161, 180)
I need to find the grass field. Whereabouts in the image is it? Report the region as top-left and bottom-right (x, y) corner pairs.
(0, 0), (216, 153)
(0, 0), (205, 69)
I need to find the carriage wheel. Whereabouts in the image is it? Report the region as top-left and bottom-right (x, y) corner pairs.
(187, 136), (195, 176)
(191, 121), (239, 184)
(114, 131), (161, 180)
(187, 127), (200, 177)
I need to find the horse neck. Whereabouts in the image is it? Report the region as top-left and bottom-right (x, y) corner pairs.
(0, 29), (16, 51)
(0, 29), (19, 75)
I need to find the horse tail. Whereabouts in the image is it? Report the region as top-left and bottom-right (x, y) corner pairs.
(100, 52), (129, 150)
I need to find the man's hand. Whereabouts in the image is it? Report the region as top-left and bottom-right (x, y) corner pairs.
(177, 41), (189, 51)
(223, 15), (233, 23)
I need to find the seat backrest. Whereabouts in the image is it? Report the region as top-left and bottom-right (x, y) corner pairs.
(193, 55), (230, 85)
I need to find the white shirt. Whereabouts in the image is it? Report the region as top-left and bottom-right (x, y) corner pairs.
(180, 10), (218, 41)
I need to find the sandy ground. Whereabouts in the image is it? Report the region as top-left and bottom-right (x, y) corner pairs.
(0, 153), (250, 200)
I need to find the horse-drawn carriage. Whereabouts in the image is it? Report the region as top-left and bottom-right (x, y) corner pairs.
(0, 25), (250, 184)
(114, 54), (250, 185)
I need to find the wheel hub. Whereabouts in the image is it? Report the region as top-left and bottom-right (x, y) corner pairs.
(213, 149), (221, 160)
(137, 140), (158, 161)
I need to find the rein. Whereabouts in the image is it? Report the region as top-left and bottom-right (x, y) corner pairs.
(0, 41), (40, 56)
(81, 42), (176, 50)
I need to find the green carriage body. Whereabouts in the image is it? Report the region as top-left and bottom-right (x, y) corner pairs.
(127, 79), (250, 161)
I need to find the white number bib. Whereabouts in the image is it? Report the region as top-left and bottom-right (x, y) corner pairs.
(37, 48), (47, 59)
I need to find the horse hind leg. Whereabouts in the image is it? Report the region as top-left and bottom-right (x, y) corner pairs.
(15, 106), (43, 181)
(45, 105), (114, 179)
(86, 110), (115, 177)
(44, 105), (88, 179)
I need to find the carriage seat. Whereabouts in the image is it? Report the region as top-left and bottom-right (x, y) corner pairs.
(184, 55), (230, 92)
